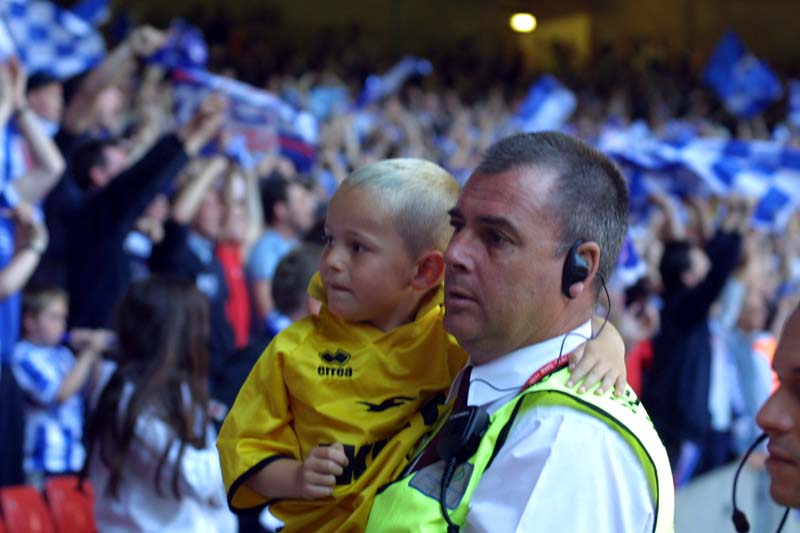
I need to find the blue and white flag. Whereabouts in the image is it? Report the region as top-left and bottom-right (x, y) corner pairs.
(148, 19), (207, 70)
(71, 0), (110, 27)
(0, 17), (14, 60)
(512, 75), (576, 133)
(171, 67), (318, 161)
(0, 0), (105, 79)
(703, 31), (782, 118)
(357, 56), (432, 108)
(752, 183), (800, 232)
(595, 121), (800, 231)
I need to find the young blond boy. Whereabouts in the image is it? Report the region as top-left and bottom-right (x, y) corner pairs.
(217, 159), (623, 531)
(12, 287), (110, 483)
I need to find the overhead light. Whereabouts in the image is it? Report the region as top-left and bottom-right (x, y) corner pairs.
(510, 13), (537, 33)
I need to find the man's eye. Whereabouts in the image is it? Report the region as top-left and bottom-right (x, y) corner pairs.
(487, 231), (508, 245)
(449, 219), (464, 232)
(351, 241), (364, 253)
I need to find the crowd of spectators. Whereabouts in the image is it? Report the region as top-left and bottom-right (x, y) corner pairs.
(0, 15), (798, 531)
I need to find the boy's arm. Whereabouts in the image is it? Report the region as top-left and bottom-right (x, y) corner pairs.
(567, 316), (627, 397)
(217, 338), (305, 509)
(57, 331), (111, 402)
(244, 443), (349, 500)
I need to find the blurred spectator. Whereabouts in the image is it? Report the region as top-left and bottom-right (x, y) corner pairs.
(216, 164), (263, 348)
(643, 198), (749, 485)
(64, 95), (225, 329)
(11, 287), (111, 485)
(82, 276), (235, 531)
(150, 156), (236, 397)
(247, 174), (316, 327)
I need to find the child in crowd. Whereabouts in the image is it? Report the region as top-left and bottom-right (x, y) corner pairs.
(218, 159), (626, 532)
(12, 287), (110, 485)
(82, 277), (235, 532)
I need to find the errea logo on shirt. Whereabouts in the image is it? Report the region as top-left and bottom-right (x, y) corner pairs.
(318, 349), (353, 377)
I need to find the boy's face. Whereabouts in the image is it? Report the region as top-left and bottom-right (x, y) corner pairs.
(26, 299), (67, 346)
(321, 186), (418, 331)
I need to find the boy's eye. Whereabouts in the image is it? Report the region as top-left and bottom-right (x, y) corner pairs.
(351, 241), (364, 253)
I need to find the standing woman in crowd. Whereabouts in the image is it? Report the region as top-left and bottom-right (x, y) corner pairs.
(81, 276), (235, 532)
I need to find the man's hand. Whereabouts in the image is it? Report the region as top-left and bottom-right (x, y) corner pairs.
(12, 203), (48, 254)
(178, 94), (226, 157)
(127, 26), (167, 58)
(294, 443), (349, 499)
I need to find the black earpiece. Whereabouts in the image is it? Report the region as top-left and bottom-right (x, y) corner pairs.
(562, 240), (590, 298)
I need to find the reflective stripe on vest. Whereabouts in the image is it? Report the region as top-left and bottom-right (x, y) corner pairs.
(366, 366), (675, 532)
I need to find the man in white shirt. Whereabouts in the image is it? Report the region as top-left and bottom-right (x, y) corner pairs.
(367, 131), (674, 532)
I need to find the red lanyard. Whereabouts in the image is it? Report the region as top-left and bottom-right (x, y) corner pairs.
(520, 353), (572, 392)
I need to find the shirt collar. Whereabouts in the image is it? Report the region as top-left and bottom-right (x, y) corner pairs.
(467, 320), (592, 408)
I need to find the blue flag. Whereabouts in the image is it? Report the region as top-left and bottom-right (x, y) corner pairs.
(0, 0), (105, 79)
(171, 67), (317, 163)
(512, 75), (576, 133)
(357, 56), (432, 108)
(703, 31), (782, 118)
(148, 19), (207, 70)
(71, 0), (110, 27)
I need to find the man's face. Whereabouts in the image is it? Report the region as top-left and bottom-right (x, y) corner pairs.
(93, 145), (129, 188)
(682, 246), (710, 288)
(27, 83), (63, 123)
(443, 166), (567, 363)
(756, 306), (800, 508)
(284, 183), (316, 236)
(193, 190), (223, 241)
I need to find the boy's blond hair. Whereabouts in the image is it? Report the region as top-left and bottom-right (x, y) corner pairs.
(341, 159), (460, 258)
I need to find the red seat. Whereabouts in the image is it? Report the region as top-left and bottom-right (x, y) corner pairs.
(43, 476), (96, 533)
(0, 484), (55, 533)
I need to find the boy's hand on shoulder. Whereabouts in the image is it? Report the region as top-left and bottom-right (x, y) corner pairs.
(295, 443), (349, 499)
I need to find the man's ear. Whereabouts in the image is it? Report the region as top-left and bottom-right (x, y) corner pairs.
(566, 241), (601, 299)
(411, 250), (445, 291)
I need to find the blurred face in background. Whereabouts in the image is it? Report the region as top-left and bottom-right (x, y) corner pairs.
(285, 182), (316, 235)
(193, 189), (224, 241)
(92, 86), (126, 133)
(24, 298), (68, 347)
(27, 82), (64, 123)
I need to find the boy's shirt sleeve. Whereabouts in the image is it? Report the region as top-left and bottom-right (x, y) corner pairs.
(216, 335), (301, 510)
(11, 343), (72, 406)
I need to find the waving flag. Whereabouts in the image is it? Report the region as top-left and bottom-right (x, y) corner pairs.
(171, 67), (317, 164)
(703, 31), (782, 118)
(148, 19), (207, 70)
(357, 56), (432, 108)
(0, 0), (105, 79)
(71, 0), (110, 27)
(512, 75), (576, 133)
(0, 18), (14, 60)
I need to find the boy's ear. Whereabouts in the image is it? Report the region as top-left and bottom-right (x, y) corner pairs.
(411, 250), (445, 291)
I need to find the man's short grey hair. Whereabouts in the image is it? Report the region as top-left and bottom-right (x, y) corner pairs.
(341, 158), (461, 258)
(476, 132), (629, 283)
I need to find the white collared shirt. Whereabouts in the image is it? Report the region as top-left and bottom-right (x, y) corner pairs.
(459, 321), (655, 533)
